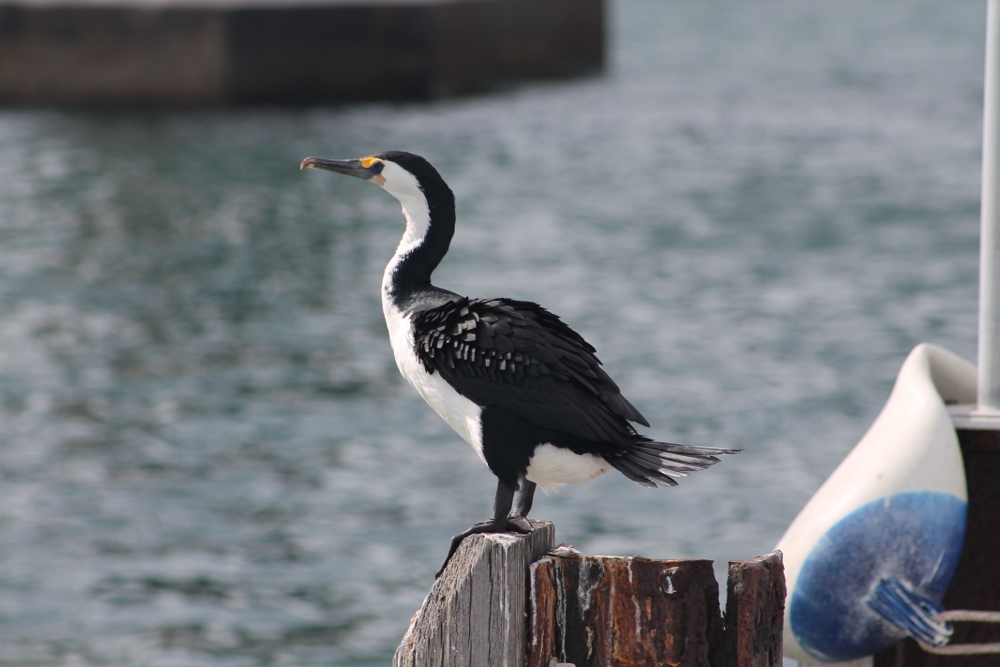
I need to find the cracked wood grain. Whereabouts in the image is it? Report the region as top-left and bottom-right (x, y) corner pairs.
(394, 520), (555, 667)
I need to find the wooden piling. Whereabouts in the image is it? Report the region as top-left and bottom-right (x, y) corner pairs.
(717, 552), (786, 667)
(394, 520), (556, 667)
(529, 547), (783, 667)
(395, 523), (784, 667)
(527, 548), (726, 667)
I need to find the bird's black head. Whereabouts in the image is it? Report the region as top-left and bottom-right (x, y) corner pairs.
(371, 151), (445, 188)
(300, 150), (457, 292)
(300, 150), (453, 211)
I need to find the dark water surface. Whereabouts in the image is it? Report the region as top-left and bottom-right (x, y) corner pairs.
(0, 1), (985, 664)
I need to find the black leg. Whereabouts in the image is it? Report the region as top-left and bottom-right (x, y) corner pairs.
(513, 480), (536, 517)
(506, 480), (536, 532)
(436, 479), (532, 578)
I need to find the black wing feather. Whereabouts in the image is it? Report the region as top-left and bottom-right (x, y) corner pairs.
(412, 296), (649, 443)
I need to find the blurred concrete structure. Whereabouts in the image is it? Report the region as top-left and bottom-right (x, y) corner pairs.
(0, 0), (604, 106)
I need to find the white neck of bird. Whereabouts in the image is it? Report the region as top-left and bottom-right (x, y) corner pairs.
(381, 192), (433, 307)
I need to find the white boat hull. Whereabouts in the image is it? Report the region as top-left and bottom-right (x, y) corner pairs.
(777, 344), (975, 663)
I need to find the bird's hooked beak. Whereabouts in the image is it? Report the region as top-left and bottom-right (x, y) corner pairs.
(300, 156), (386, 186)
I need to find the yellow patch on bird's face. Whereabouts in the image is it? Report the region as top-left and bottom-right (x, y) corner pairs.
(360, 156), (385, 185)
(359, 156), (386, 185)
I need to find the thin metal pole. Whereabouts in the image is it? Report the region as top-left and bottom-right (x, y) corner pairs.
(979, 0), (1000, 412)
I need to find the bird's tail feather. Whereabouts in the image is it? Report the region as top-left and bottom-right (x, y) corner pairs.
(606, 438), (739, 488)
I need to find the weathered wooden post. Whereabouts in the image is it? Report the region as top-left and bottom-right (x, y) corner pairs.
(719, 552), (786, 667)
(529, 547), (783, 667)
(394, 521), (556, 667)
(394, 521), (784, 667)
(528, 548), (726, 666)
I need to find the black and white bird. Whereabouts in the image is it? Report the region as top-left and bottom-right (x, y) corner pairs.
(301, 151), (736, 575)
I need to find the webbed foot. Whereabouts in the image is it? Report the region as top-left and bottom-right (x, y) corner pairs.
(505, 514), (532, 533)
(436, 516), (534, 578)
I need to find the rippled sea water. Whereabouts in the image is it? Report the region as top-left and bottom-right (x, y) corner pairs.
(0, 0), (986, 664)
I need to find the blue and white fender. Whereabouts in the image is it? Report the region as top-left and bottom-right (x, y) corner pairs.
(777, 343), (976, 663)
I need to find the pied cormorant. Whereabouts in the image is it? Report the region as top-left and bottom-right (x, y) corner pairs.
(301, 151), (737, 576)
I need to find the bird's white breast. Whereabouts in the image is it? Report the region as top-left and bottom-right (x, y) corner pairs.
(381, 293), (486, 463)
